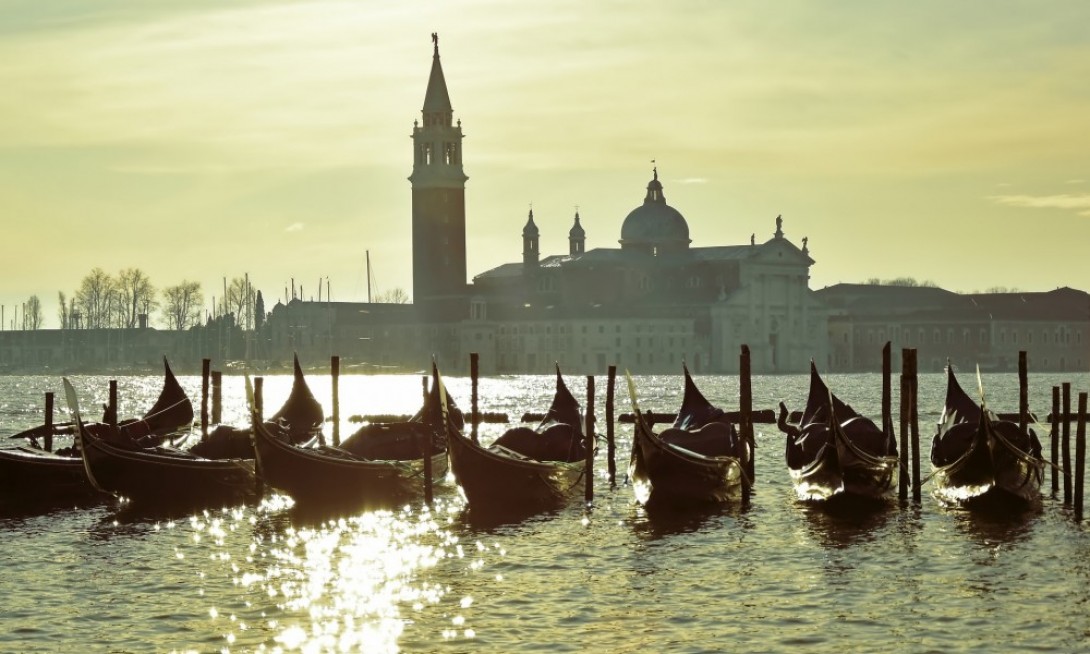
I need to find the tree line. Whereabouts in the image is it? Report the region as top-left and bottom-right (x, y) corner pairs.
(13, 269), (409, 331)
(14, 268), (263, 331)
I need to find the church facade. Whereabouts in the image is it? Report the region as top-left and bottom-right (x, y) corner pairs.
(263, 36), (830, 374)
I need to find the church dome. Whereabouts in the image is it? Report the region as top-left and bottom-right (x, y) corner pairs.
(619, 169), (690, 253)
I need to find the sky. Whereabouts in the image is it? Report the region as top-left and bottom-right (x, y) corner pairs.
(1, 0), (1088, 329)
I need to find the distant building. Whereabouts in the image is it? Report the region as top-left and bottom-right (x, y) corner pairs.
(262, 36), (826, 374)
(818, 284), (1089, 373)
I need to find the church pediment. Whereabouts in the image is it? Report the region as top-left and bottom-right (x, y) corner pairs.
(750, 238), (814, 266)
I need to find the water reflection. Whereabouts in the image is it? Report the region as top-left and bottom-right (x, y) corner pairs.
(630, 500), (749, 540)
(797, 499), (893, 549)
(208, 497), (472, 652)
(456, 502), (567, 532)
(946, 501), (1041, 550)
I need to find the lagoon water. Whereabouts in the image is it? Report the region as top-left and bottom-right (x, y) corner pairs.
(2, 370), (1089, 653)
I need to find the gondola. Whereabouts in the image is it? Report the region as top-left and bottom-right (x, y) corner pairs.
(627, 366), (752, 508)
(65, 378), (254, 508)
(188, 354), (323, 460)
(444, 365), (590, 514)
(929, 365), (1045, 506)
(251, 365), (453, 508)
(777, 362), (898, 502)
(0, 357), (194, 504)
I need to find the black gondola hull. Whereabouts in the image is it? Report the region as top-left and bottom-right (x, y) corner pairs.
(253, 421), (447, 508)
(0, 447), (96, 502)
(930, 367), (1045, 506)
(79, 429), (255, 506)
(629, 422), (746, 507)
(446, 428), (584, 513)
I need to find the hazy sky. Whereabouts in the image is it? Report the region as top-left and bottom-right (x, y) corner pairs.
(2, 0), (1088, 328)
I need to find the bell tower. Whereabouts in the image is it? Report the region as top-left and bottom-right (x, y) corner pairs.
(410, 33), (468, 314)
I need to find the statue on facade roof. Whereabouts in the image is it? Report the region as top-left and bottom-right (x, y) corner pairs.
(802, 236), (809, 254)
(751, 233), (755, 246)
(775, 215), (783, 238)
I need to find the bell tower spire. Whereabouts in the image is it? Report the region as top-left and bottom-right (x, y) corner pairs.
(410, 33), (468, 316)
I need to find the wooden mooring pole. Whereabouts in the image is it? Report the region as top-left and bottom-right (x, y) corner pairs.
(585, 375), (595, 504)
(881, 342), (892, 468)
(108, 380), (118, 430)
(1075, 392), (1087, 521)
(909, 349), (921, 503)
(43, 392), (54, 453)
(422, 371), (433, 508)
(200, 358), (210, 440)
(329, 356), (339, 447)
(470, 352), (480, 445)
(1018, 352), (1028, 434)
(211, 371), (223, 425)
(740, 345), (755, 489)
(253, 376), (264, 495)
(253, 377), (264, 423)
(899, 350), (910, 501)
(1063, 383), (1072, 505)
(1052, 386), (1061, 496)
(606, 365), (617, 487)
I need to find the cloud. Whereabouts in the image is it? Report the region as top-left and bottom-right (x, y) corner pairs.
(989, 193), (1090, 216)
(1066, 179), (1085, 184)
(285, 222), (305, 232)
(676, 178), (709, 185)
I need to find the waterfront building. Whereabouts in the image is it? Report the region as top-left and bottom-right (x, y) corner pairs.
(819, 284), (1089, 373)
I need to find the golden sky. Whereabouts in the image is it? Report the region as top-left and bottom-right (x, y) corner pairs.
(1, 0), (1088, 327)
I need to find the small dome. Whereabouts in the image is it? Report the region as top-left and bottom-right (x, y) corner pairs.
(522, 209), (539, 238)
(619, 168), (690, 252)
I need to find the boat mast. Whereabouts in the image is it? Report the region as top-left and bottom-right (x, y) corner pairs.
(366, 250), (372, 303)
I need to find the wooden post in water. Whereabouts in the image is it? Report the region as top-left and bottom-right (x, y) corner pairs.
(740, 345), (755, 486)
(422, 371), (433, 508)
(1052, 386), (1061, 495)
(881, 341), (892, 449)
(43, 392), (54, 453)
(329, 356), (339, 447)
(200, 358), (211, 440)
(1075, 392), (1087, 520)
(254, 377), (264, 423)
(253, 376), (264, 495)
(606, 365), (617, 487)
(585, 374), (595, 504)
(1063, 382), (1072, 505)
(211, 371), (223, 425)
(909, 349), (921, 503)
(1017, 351), (1028, 435)
(470, 352), (480, 444)
(108, 380), (118, 430)
(898, 349), (910, 501)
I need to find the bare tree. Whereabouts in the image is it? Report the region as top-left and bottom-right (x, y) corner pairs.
(222, 277), (255, 329)
(57, 291), (68, 329)
(75, 268), (116, 328)
(374, 287), (410, 304)
(162, 281), (204, 330)
(117, 268), (157, 328)
(25, 295), (43, 330)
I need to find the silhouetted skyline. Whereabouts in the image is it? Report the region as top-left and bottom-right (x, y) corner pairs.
(2, 1), (1088, 327)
